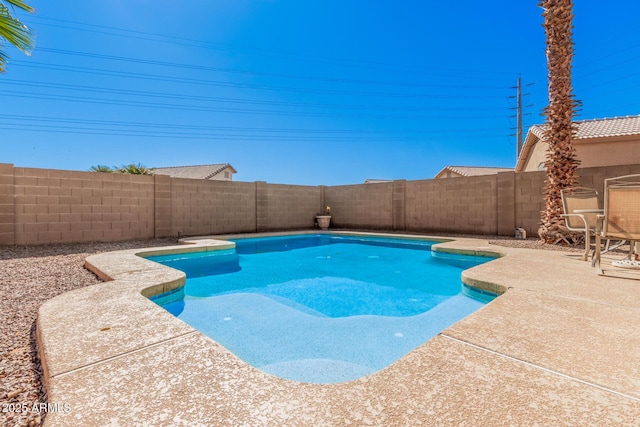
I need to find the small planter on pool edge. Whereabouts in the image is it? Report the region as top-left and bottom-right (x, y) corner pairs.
(316, 206), (331, 230)
(316, 215), (331, 230)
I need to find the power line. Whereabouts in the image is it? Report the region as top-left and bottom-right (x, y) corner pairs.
(0, 114), (494, 135)
(0, 89), (508, 120)
(2, 14), (528, 148)
(0, 78), (511, 112)
(36, 47), (508, 90)
(12, 61), (508, 100)
(25, 16), (521, 79)
(0, 122), (508, 140)
(26, 15), (640, 84)
(575, 53), (640, 79)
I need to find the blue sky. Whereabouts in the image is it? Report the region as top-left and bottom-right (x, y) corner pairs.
(1, 0), (639, 185)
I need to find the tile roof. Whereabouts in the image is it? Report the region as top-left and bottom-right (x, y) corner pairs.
(153, 163), (236, 180)
(436, 166), (512, 178)
(575, 115), (640, 139)
(528, 115), (640, 140)
(364, 179), (392, 184)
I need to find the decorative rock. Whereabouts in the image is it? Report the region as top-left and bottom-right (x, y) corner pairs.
(7, 388), (22, 399)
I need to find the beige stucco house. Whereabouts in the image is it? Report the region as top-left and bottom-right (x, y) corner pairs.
(154, 163), (237, 181)
(515, 115), (640, 172)
(434, 166), (512, 179)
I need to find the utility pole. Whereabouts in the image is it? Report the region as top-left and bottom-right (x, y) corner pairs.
(509, 77), (534, 161)
(516, 76), (523, 158)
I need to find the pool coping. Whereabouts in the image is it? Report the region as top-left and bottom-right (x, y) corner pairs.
(37, 231), (640, 425)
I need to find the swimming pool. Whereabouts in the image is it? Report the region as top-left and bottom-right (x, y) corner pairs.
(149, 234), (496, 383)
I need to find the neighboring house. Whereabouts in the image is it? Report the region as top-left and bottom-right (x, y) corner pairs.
(153, 163), (237, 181)
(434, 166), (512, 179)
(515, 115), (640, 172)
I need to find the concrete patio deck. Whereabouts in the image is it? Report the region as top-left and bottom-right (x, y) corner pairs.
(36, 232), (640, 426)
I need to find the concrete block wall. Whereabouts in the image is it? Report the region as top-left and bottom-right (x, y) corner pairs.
(405, 175), (499, 234)
(258, 183), (322, 231)
(2, 162), (640, 245)
(171, 178), (257, 236)
(173, 180), (320, 235)
(392, 180), (406, 230)
(496, 171), (516, 236)
(513, 170), (546, 236)
(585, 164), (640, 190)
(154, 174), (172, 238)
(12, 167), (155, 245)
(0, 164), (14, 245)
(325, 182), (394, 229)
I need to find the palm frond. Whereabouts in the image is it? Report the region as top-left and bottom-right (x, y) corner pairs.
(0, 0), (34, 72)
(88, 165), (115, 173)
(0, 5), (33, 52)
(116, 163), (155, 175)
(2, 0), (34, 13)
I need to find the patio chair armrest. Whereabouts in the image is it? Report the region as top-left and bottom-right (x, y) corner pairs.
(561, 213), (589, 230)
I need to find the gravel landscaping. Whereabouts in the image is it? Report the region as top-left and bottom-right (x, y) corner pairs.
(0, 238), (176, 427)
(0, 234), (583, 427)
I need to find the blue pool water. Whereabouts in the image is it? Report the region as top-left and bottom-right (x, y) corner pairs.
(148, 234), (496, 383)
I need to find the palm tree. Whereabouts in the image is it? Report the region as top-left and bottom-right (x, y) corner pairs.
(0, 0), (35, 73)
(115, 163), (155, 175)
(89, 163), (155, 174)
(538, 0), (581, 244)
(88, 165), (114, 173)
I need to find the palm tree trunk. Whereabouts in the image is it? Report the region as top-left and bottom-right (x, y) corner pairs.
(538, 0), (581, 244)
